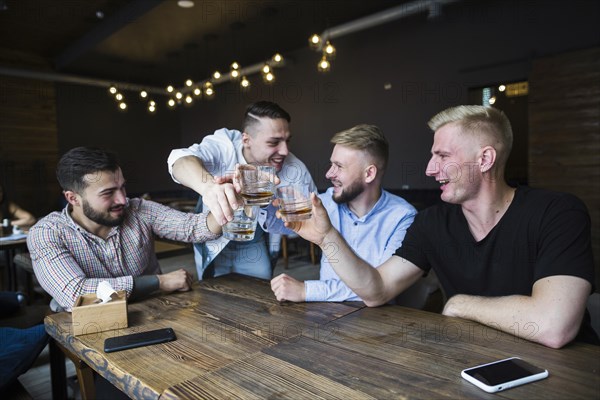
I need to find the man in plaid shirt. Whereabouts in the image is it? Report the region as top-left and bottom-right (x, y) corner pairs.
(28, 147), (222, 311)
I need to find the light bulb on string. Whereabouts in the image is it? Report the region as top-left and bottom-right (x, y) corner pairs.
(108, 85), (117, 94)
(115, 93), (123, 101)
(140, 90), (148, 99)
(118, 102), (127, 111)
(264, 72), (275, 83)
(272, 53), (283, 63)
(148, 101), (156, 113)
(175, 92), (183, 100)
(185, 95), (193, 105)
(240, 76), (250, 88)
(498, 84), (506, 92)
(166, 85), (174, 93)
(185, 79), (193, 87)
(231, 69), (240, 79)
(167, 98), (176, 108)
(213, 71), (221, 80)
(324, 41), (336, 59)
(262, 64), (270, 74)
(318, 56), (330, 72)
(193, 87), (202, 96)
(231, 62), (239, 70)
(309, 34), (321, 49)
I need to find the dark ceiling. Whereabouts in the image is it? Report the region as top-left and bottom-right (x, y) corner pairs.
(0, 0), (404, 87)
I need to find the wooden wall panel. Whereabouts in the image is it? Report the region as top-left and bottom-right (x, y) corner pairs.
(529, 47), (600, 290)
(0, 48), (59, 217)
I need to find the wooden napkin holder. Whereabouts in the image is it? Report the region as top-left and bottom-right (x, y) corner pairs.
(71, 290), (128, 336)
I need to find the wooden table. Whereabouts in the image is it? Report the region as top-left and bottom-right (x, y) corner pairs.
(44, 274), (600, 399)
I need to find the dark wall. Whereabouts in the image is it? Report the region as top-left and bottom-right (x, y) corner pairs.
(179, 0), (600, 190)
(55, 1), (600, 193)
(56, 84), (182, 195)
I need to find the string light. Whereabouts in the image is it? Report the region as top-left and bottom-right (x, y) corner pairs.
(318, 56), (330, 72)
(498, 84), (506, 92)
(105, 52), (285, 114)
(240, 76), (250, 88)
(309, 34), (321, 49)
(324, 41), (336, 59)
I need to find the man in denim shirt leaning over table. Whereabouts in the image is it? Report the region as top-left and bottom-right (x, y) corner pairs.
(28, 147), (222, 311)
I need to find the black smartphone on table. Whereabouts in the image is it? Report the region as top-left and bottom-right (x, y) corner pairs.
(104, 327), (176, 353)
(461, 357), (548, 393)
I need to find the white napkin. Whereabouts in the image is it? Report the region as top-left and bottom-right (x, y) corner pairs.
(96, 281), (117, 304)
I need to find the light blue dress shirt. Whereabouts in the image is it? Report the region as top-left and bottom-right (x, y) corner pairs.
(262, 188), (417, 302)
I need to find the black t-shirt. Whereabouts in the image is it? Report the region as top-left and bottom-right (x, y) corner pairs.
(396, 186), (597, 343)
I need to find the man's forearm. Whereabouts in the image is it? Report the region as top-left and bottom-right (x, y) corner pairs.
(172, 156), (213, 195)
(319, 229), (386, 304)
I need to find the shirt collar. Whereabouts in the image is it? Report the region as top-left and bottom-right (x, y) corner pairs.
(341, 189), (387, 223)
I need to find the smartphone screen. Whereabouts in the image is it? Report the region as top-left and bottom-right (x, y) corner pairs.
(461, 357), (548, 393)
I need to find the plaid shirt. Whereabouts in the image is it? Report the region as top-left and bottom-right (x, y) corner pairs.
(27, 198), (219, 311)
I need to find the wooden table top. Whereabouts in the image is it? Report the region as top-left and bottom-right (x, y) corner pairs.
(44, 274), (600, 399)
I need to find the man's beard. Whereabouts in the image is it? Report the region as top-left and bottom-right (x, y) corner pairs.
(82, 198), (125, 227)
(332, 180), (364, 204)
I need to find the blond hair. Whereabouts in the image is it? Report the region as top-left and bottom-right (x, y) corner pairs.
(331, 124), (389, 171)
(428, 105), (513, 166)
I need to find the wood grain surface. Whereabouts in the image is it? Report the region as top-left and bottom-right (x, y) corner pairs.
(45, 274), (600, 399)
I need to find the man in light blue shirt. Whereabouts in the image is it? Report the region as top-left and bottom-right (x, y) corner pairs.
(270, 124), (417, 302)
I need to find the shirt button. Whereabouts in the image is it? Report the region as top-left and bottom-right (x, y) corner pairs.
(354, 222), (358, 226)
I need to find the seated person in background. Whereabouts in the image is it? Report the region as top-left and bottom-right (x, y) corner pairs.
(283, 105), (596, 349)
(168, 101), (316, 280)
(269, 124), (417, 302)
(28, 147), (222, 311)
(0, 184), (36, 229)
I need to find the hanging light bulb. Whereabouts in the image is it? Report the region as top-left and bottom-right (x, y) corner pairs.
(498, 84), (506, 92)
(108, 85), (117, 94)
(140, 90), (148, 99)
(204, 82), (214, 97)
(240, 76), (250, 88)
(118, 102), (127, 111)
(148, 100), (156, 113)
(309, 34), (321, 49)
(167, 98), (176, 108)
(324, 41), (336, 59)
(318, 56), (330, 72)
(175, 92), (183, 100)
(185, 79), (193, 87)
(262, 64), (270, 74)
(230, 62), (240, 80)
(489, 96), (496, 105)
(115, 93), (123, 101)
(193, 87), (202, 96)
(264, 72), (275, 83)
(213, 71), (221, 80)
(272, 53), (283, 63)
(185, 95), (193, 105)
(166, 85), (174, 93)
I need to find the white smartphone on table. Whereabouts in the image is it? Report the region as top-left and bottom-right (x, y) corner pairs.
(461, 357), (548, 393)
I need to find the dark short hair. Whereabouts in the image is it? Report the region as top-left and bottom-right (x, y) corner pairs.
(242, 101), (291, 134)
(56, 147), (120, 192)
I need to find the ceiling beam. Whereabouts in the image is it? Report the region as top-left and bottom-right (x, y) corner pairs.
(54, 0), (163, 70)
